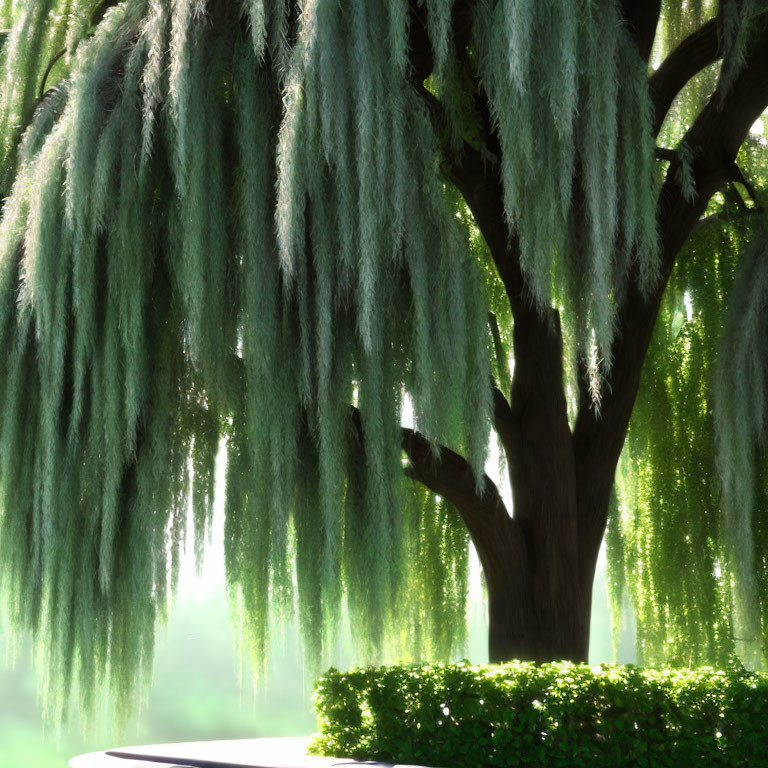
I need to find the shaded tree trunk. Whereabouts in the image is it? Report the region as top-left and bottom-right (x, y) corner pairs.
(481, 517), (596, 664)
(485, 555), (593, 664)
(405, 298), (615, 664)
(473, 310), (609, 665)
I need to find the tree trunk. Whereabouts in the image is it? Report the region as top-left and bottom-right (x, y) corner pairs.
(474, 302), (611, 664)
(470, 474), (605, 665)
(409, 0), (768, 669)
(486, 553), (593, 664)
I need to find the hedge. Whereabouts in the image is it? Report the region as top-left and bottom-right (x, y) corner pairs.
(310, 661), (768, 768)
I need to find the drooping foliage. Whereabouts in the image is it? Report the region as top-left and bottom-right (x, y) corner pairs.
(0, 0), (765, 724)
(609, 210), (750, 669)
(609, 105), (768, 669)
(470, 0), (661, 360)
(713, 226), (768, 665)
(0, 0), (492, 719)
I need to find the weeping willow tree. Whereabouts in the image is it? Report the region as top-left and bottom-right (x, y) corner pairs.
(1, 0), (768, 723)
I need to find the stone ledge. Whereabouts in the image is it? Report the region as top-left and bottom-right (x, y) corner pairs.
(70, 736), (432, 768)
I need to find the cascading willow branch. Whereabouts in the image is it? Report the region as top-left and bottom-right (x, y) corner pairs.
(608, 195), (768, 669)
(608, 214), (745, 669)
(604, 0), (768, 668)
(0, 0), (692, 720)
(0, 0), (495, 719)
(603, 0), (768, 671)
(471, 0), (660, 364)
(713, 226), (768, 666)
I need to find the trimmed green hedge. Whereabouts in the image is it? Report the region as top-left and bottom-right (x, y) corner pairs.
(310, 662), (768, 768)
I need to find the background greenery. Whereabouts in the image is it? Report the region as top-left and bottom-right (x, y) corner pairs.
(0, 524), (634, 768)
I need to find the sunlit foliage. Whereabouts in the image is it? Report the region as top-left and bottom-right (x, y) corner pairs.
(609, 124), (768, 668)
(313, 662), (768, 767)
(609, 210), (750, 668)
(0, 0), (491, 720)
(472, 0), (660, 359)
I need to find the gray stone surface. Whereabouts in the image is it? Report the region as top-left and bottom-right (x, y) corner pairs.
(69, 736), (430, 768)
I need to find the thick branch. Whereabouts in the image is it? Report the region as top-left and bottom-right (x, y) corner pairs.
(658, 40), (768, 253)
(370, 404), (524, 575)
(401, 425), (528, 576)
(348, 405), (514, 551)
(649, 18), (721, 135)
(402, 427), (509, 523)
(620, 0), (662, 61)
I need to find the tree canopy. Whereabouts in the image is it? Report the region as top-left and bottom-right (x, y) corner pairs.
(0, 0), (768, 724)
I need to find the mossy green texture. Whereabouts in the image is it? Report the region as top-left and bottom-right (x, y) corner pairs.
(312, 661), (768, 768)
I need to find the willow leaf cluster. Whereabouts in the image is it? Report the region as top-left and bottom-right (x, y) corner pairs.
(0, 0), (493, 719)
(609, 140), (768, 670)
(470, 0), (660, 361)
(608, 216), (743, 669)
(713, 224), (768, 666)
(605, 0), (768, 670)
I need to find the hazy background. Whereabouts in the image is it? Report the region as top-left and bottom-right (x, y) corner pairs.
(0, 541), (633, 768)
(0, 444), (635, 768)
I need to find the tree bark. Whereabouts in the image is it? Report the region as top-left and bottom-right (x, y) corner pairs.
(485, 312), (595, 664)
(481, 487), (596, 664)
(485, 548), (592, 664)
